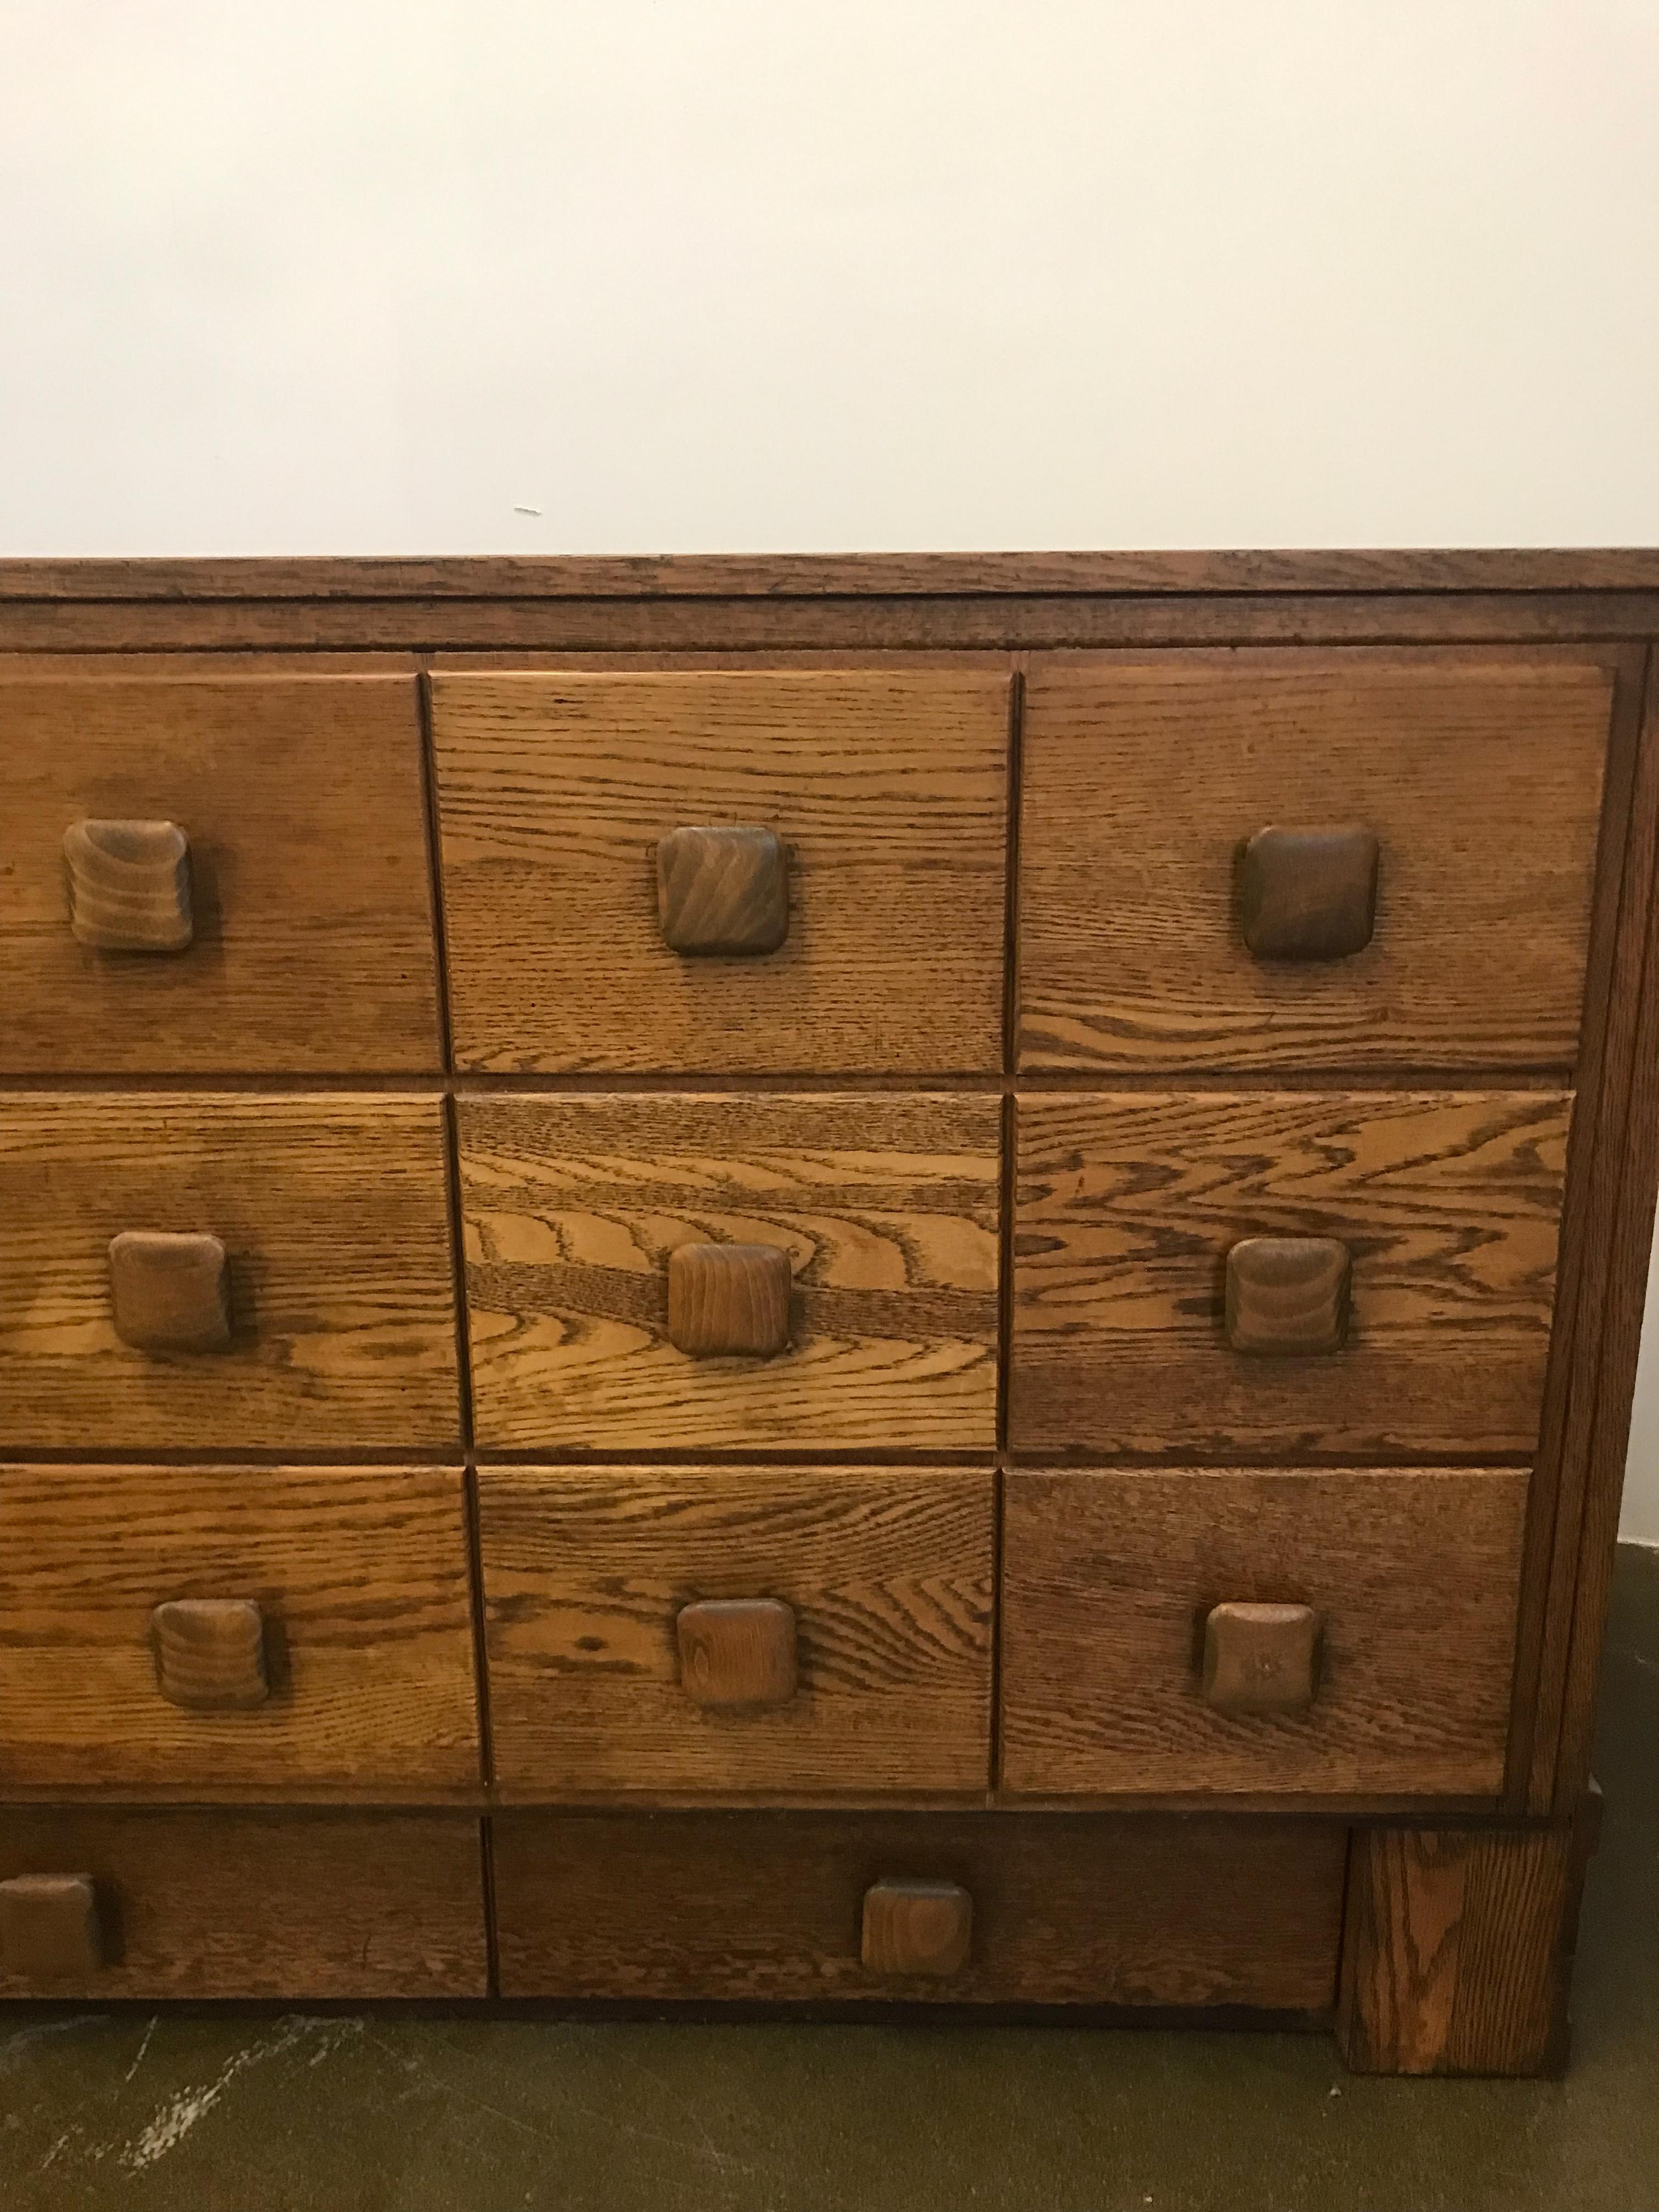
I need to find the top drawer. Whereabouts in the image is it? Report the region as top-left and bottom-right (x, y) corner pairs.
(0, 674), (440, 1074)
(1018, 651), (1614, 1074)
(431, 669), (1009, 1073)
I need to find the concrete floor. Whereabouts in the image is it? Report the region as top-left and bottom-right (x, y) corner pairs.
(3, 1548), (1655, 2212)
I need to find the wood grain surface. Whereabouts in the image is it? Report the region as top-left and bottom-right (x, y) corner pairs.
(1019, 651), (1612, 1073)
(0, 1094), (459, 1453)
(1336, 1820), (1581, 2073)
(0, 674), (439, 1072)
(459, 1093), (1000, 1452)
(0, 1464), (478, 1797)
(1000, 1468), (1527, 1799)
(479, 1465), (993, 1798)
(431, 669), (1009, 1072)
(492, 1808), (1346, 2006)
(1011, 1091), (1570, 1460)
(0, 1810), (487, 1997)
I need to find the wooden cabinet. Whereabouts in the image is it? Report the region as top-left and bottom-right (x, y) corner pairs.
(2, 556), (1653, 2074)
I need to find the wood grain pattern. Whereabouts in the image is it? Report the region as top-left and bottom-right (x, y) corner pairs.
(1019, 651), (1612, 1072)
(492, 1809), (1346, 2006)
(62, 819), (193, 951)
(1336, 1821), (1582, 2074)
(460, 1094), (1000, 1453)
(0, 1811), (487, 1997)
(0, 1464), (479, 1797)
(1011, 1091), (1570, 1460)
(0, 674), (439, 1072)
(656, 825), (789, 955)
(0, 1094), (459, 1453)
(108, 1230), (232, 1354)
(479, 1465), (993, 1798)
(431, 670), (1008, 1073)
(861, 1878), (973, 1977)
(1000, 1468), (1527, 1799)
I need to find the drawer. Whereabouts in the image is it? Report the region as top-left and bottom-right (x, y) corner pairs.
(1011, 1090), (1569, 1459)
(431, 669), (1009, 1074)
(479, 1465), (994, 1799)
(1018, 650), (1612, 1073)
(0, 673), (439, 1073)
(460, 1093), (1000, 1452)
(0, 1464), (479, 1796)
(492, 1809), (1345, 2007)
(0, 1811), (486, 1996)
(1000, 1468), (1527, 1799)
(0, 1094), (460, 1453)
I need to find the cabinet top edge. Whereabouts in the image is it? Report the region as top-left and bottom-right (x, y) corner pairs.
(4, 550), (1659, 604)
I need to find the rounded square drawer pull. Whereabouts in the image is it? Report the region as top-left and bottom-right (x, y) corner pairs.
(1238, 826), (1378, 961)
(676, 1598), (798, 1708)
(152, 1598), (269, 1711)
(1203, 1601), (1321, 1717)
(655, 825), (789, 956)
(1225, 1235), (1350, 1356)
(861, 1878), (973, 1978)
(63, 818), (194, 952)
(109, 1230), (232, 1353)
(666, 1242), (792, 1358)
(0, 1874), (104, 1979)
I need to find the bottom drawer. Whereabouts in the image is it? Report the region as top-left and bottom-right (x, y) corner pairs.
(0, 1812), (487, 1998)
(492, 1810), (1346, 2009)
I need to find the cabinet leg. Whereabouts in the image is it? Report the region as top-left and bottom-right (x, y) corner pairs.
(1335, 1793), (1600, 2076)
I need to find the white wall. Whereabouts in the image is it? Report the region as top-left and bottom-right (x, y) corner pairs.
(4, 1), (1659, 1530)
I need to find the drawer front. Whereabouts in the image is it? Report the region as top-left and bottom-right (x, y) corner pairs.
(1012, 1090), (1570, 1459)
(0, 674), (439, 1073)
(1018, 651), (1611, 1073)
(0, 1465), (479, 1795)
(460, 1093), (1000, 1452)
(0, 1094), (459, 1453)
(0, 1811), (486, 1996)
(492, 1809), (1345, 2007)
(480, 1465), (995, 1798)
(432, 669), (1009, 1074)
(1001, 1468), (1527, 1799)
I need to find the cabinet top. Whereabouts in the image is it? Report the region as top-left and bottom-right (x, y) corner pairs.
(3, 549), (1659, 603)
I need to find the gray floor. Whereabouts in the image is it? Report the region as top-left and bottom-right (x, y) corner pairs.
(4, 1547), (1656, 2212)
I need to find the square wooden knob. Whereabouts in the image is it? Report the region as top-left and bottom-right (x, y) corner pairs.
(64, 818), (194, 952)
(1225, 1235), (1350, 1356)
(666, 1243), (792, 1358)
(677, 1598), (798, 1708)
(1203, 1602), (1321, 1717)
(109, 1231), (232, 1353)
(861, 1879), (973, 1978)
(152, 1598), (269, 1710)
(0, 1875), (104, 1980)
(655, 825), (789, 955)
(1238, 826), (1378, 960)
